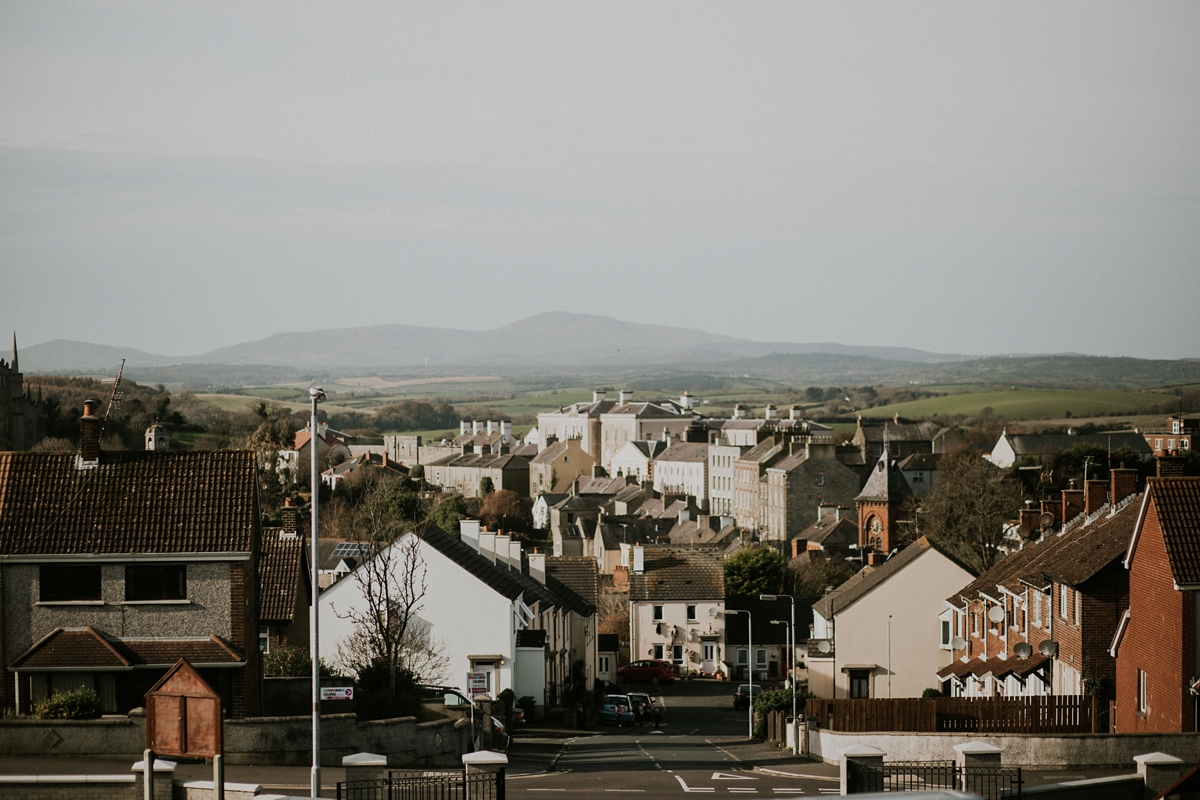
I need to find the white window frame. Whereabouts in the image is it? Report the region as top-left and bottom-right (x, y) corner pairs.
(686, 605), (697, 622)
(1059, 586), (1069, 620)
(737, 648), (748, 666)
(653, 605), (664, 622)
(1138, 669), (1148, 714)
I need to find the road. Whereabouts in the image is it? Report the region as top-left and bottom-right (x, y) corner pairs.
(506, 680), (841, 798)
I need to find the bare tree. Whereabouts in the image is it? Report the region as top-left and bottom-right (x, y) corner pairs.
(330, 478), (429, 693)
(922, 445), (1025, 572)
(333, 615), (450, 686)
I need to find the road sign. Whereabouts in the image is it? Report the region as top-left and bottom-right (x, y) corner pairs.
(320, 687), (354, 701)
(468, 672), (488, 694)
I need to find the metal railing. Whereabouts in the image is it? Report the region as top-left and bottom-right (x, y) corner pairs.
(846, 760), (1022, 798)
(337, 769), (505, 800)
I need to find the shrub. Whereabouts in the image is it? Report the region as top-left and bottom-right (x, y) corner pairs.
(355, 658), (422, 721)
(921, 687), (943, 698)
(264, 645), (333, 678)
(33, 688), (101, 720)
(753, 688), (807, 739)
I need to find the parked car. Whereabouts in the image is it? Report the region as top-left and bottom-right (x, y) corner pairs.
(732, 684), (763, 710)
(625, 692), (661, 726)
(599, 694), (636, 726)
(617, 659), (675, 684)
(419, 685), (474, 708)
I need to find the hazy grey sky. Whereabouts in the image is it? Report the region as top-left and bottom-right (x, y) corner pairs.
(2, 2), (1198, 360)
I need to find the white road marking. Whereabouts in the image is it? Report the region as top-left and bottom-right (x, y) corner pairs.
(753, 768), (838, 783)
(528, 790), (567, 793)
(605, 791), (645, 793)
(772, 790), (806, 795)
(728, 789), (758, 794)
(712, 773), (755, 780)
(675, 776), (715, 793)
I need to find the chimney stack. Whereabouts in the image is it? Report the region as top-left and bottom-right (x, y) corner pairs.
(789, 405), (803, 420)
(732, 404), (747, 420)
(487, 421), (497, 436)
(764, 404), (777, 420)
(501, 421), (512, 438)
(632, 544), (645, 574)
(79, 399), (101, 465)
(1061, 486), (1085, 522)
(1019, 503), (1040, 536)
(1158, 457), (1186, 478)
(459, 519), (481, 552)
(528, 550), (546, 584)
(1084, 479), (1108, 517)
(791, 538), (807, 559)
(472, 421), (482, 435)
(593, 389), (607, 403)
(460, 421), (470, 436)
(281, 497), (298, 536)
(619, 389), (633, 404)
(1110, 467), (1139, 506)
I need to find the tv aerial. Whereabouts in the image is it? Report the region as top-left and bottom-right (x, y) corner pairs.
(99, 358), (126, 436)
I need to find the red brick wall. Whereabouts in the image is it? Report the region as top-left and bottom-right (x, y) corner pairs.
(856, 500), (894, 551)
(1117, 498), (1192, 732)
(1079, 564), (1127, 689)
(1053, 582), (1083, 684)
(0, 566), (8, 712)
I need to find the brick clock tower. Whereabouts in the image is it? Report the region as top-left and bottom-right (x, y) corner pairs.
(855, 446), (913, 553)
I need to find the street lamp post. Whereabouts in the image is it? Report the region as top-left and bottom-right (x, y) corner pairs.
(308, 387), (326, 799)
(725, 608), (753, 739)
(760, 594), (797, 753)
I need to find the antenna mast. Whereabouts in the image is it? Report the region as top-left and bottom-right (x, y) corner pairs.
(99, 359), (126, 436)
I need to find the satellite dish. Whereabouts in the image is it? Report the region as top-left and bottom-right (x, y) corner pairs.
(1038, 640), (1058, 658)
(1016, 524), (1033, 540)
(951, 637), (967, 650)
(1039, 512), (1056, 528)
(818, 640), (832, 654)
(988, 606), (1006, 624)
(1013, 643), (1033, 659)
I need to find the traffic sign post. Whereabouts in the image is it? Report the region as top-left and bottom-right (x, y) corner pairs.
(320, 687), (354, 701)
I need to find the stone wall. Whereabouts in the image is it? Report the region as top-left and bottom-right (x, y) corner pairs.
(807, 725), (1200, 767)
(0, 710), (472, 766)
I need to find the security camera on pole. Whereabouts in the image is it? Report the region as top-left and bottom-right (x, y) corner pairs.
(308, 387), (326, 799)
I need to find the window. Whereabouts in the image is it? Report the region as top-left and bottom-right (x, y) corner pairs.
(259, 625), (270, 654)
(686, 605), (697, 622)
(1059, 586), (1069, 619)
(599, 656), (611, 674)
(815, 474), (825, 487)
(125, 564), (187, 601)
(1137, 669), (1147, 714)
(653, 644), (664, 660)
(653, 605), (664, 622)
(673, 644), (684, 665)
(755, 648), (767, 669)
(1155, 439), (1163, 451)
(1184, 439), (1191, 451)
(1074, 590), (1081, 624)
(737, 648), (748, 666)
(941, 620), (951, 647)
(1168, 439), (1177, 452)
(849, 670), (871, 699)
(913, 472), (925, 483)
(39, 565), (101, 602)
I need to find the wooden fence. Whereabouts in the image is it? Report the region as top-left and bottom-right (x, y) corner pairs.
(805, 695), (1096, 734)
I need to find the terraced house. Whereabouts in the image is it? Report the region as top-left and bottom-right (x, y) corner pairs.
(0, 401), (263, 716)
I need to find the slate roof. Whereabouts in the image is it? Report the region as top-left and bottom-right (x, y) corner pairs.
(10, 627), (244, 669)
(816, 537), (975, 620)
(796, 516), (858, 548)
(654, 443), (709, 463)
(948, 495), (1141, 605)
(260, 529), (305, 622)
(856, 451), (913, 504)
(579, 476), (629, 495)
(629, 548), (725, 602)
(898, 453), (943, 471)
(627, 441), (668, 460)
(738, 439), (786, 466)
(858, 420), (943, 443)
(419, 524), (525, 601)
(0, 451), (259, 556)
(1001, 432), (1151, 457)
(546, 556), (600, 608)
(531, 442), (571, 464)
(603, 402), (687, 419)
(424, 453), (530, 469)
(1143, 478), (1200, 585)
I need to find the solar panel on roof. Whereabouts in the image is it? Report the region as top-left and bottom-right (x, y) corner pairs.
(331, 542), (368, 558)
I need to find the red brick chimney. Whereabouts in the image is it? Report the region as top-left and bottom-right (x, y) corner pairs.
(79, 399), (101, 463)
(1040, 499), (1061, 526)
(1110, 467), (1139, 506)
(1084, 479), (1108, 516)
(281, 497), (298, 535)
(791, 538), (807, 559)
(1061, 486), (1085, 522)
(1019, 503), (1040, 536)
(1158, 457), (1186, 478)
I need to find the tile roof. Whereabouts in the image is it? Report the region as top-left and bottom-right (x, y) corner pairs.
(796, 516), (858, 548)
(816, 537), (975, 620)
(0, 451), (259, 556)
(1145, 478), (1200, 585)
(546, 556), (600, 608)
(419, 524), (525, 601)
(948, 496), (1141, 606)
(629, 548), (725, 602)
(260, 529), (305, 622)
(10, 627), (244, 670)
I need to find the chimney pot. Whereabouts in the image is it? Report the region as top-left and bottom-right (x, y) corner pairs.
(79, 400), (102, 464)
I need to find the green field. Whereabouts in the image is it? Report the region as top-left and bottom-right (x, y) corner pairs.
(857, 388), (1170, 421)
(194, 393), (362, 417)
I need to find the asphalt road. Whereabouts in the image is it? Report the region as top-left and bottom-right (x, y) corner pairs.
(506, 680), (842, 798)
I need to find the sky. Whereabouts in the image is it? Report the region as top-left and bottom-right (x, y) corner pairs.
(2, 1), (1198, 361)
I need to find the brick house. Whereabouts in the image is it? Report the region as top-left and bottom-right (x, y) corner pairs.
(1142, 416), (1198, 458)
(941, 468), (1141, 703)
(855, 446), (915, 554)
(1112, 476), (1200, 733)
(0, 401), (262, 716)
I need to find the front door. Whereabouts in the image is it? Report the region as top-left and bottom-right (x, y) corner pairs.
(701, 643), (717, 674)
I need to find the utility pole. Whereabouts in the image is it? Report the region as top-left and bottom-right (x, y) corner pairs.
(309, 387), (326, 799)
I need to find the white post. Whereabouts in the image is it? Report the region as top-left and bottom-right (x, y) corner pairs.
(887, 615), (892, 699)
(143, 749), (154, 800)
(213, 754), (224, 800)
(309, 387), (325, 799)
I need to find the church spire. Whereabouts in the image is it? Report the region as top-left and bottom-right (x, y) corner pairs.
(10, 332), (17, 374)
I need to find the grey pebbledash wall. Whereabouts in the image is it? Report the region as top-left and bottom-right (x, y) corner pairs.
(0, 709), (471, 766)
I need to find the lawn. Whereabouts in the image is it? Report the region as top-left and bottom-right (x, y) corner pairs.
(857, 388), (1169, 421)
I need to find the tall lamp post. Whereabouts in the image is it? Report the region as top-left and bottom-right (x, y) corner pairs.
(308, 387), (326, 799)
(760, 594), (797, 753)
(725, 608), (753, 738)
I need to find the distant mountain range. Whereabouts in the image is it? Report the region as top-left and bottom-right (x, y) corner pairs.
(21, 312), (965, 372)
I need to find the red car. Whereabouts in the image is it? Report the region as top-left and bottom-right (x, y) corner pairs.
(617, 659), (675, 684)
